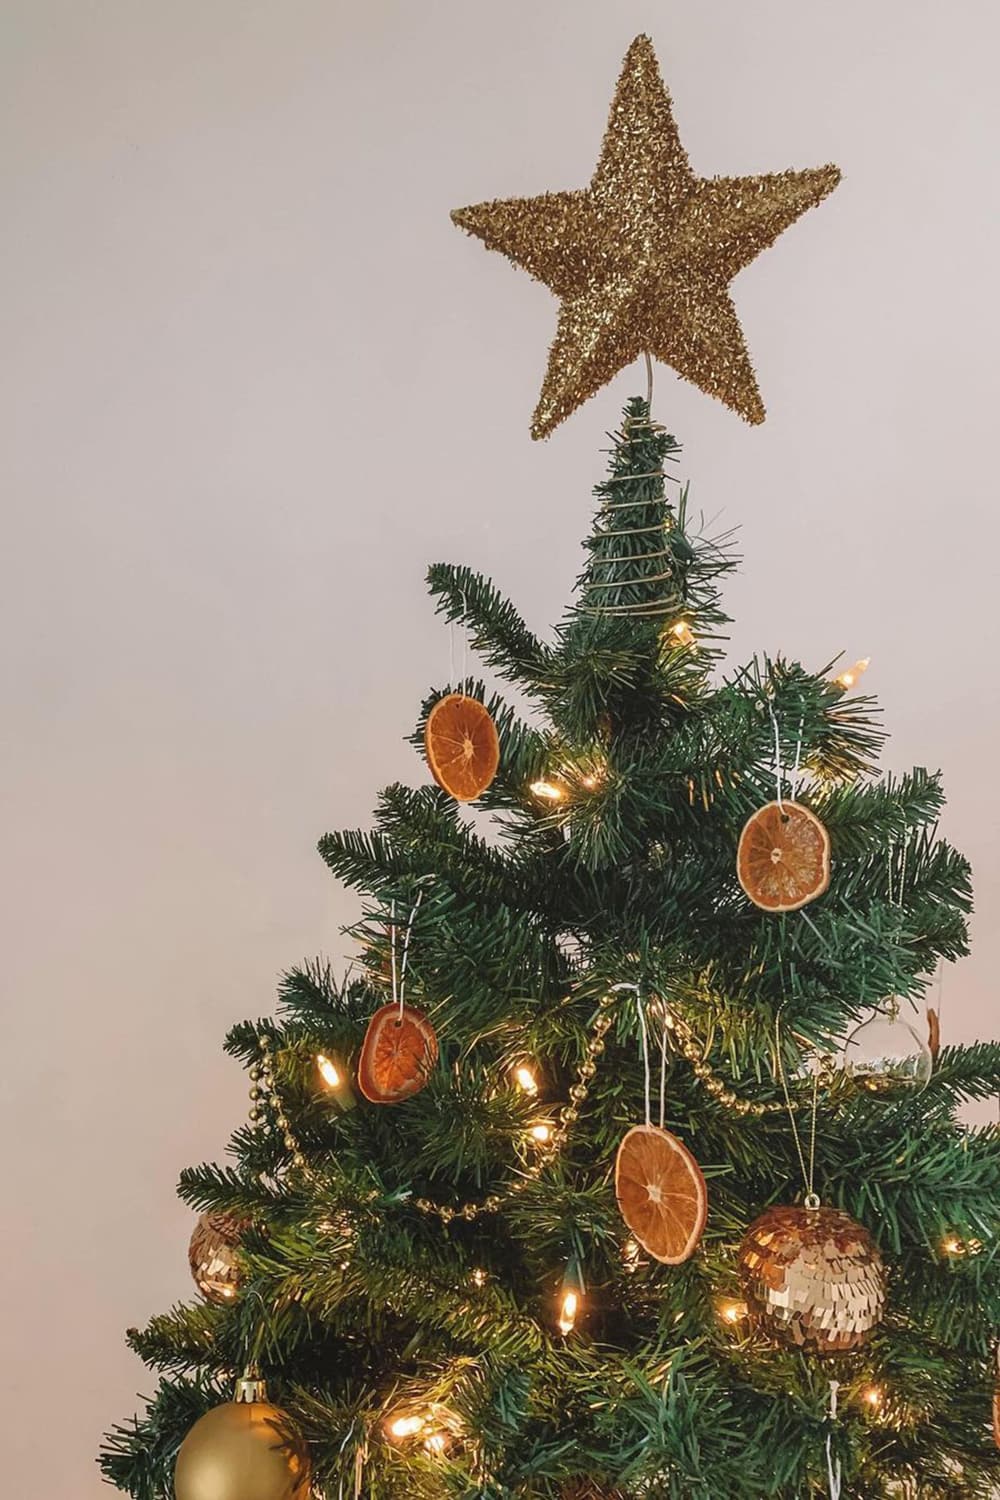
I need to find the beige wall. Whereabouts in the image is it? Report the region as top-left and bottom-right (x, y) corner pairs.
(2, 3), (997, 1494)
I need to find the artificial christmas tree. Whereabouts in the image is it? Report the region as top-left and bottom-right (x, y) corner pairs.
(100, 31), (1000, 1500)
(100, 397), (1000, 1498)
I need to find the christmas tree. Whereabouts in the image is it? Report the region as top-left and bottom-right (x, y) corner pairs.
(101, 33), (1000, 1500)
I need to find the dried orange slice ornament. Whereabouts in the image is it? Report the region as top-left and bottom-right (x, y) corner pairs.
(737, 800), (830, 913)
(425, 694), (500, 802)
(358, 1002), (439, 1104)
(614, 1124), (708, 1265)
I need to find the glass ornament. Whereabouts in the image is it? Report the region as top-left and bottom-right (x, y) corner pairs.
(842, 998), (933, 1097)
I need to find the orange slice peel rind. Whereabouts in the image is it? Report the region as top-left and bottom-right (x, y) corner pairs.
(425, 694), (500, 803)
(614, 1123), (708, 1265)
(357, 1002), (439, 1104)
(737, 800), (831, 913)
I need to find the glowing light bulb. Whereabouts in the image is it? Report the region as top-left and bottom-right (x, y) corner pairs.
(669, 620), (695, 648)
(863, 1387), (883, 1410)
(424, 1431), (447, 1455)
(388, 1414), (425, 1440)
(557, 1290), (579, 1336)
(315, 1052), (357, 1110)
(470, 1268), (487, 1287)
(557, 1261), (585, 1335)
(943, 1237), (961, 1256)
(836, 657), (871, 690)
(530, 779), (563, 801)
(622, 1237), (641, 1269)
(514, 1064), (539, 1095)
(529, 1122), (553, 1143)
(316, 1053), (340, 1088)
(718, 1299), (747, 1325)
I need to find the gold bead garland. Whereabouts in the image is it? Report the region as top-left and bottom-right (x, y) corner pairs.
(249, 996), (793, 1222)
(412, 992), (618, 1222)
(252, 1035), (310, 1177)
(661, 1009), (790, 1116)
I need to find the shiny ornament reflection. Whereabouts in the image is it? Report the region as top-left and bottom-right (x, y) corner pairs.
(174, 1378), (310, 1500)
(842, 999), (933, 1097)
(738, 1204), (886, 1353)
(188, 1210), (246, 1305)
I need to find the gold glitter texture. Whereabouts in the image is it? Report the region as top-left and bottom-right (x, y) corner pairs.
(188, 1210), (246, 1305)
(738, 1205), (886, 1353)
(452, 35), (841, 438)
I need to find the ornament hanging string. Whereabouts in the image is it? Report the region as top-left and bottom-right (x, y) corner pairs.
(767, 703), (804, 811)
(390, 880), (434, 1023)
(825, 1380), (843, 1500)
(775, 1010), (821, 1207)
(613, 983), (665, 1130)
(448, 590), (470, 686)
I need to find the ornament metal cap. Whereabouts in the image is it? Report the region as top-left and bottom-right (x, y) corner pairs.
(234, 1367), (268, 1405)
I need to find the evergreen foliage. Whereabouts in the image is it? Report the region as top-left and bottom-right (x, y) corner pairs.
(101, 400), (999, 1498)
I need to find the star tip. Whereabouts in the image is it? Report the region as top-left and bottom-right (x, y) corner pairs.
(625, 33), (657, 62)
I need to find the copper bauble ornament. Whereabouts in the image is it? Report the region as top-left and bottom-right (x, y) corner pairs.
(174, 1373), (310, 1500)
(188, 1210), (247, 1305)
(738, 1203), (886, 1353)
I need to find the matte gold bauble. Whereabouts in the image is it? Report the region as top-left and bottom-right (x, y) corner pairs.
(188, 1210), (247, 1305)
(738, 1204), (885, 1353)
(174, 1391), (310, 1500)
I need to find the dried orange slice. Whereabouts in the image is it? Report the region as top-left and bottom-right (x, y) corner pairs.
(358, 1003), (439, 1104)
(737, 800), (830, 913)
(614, 1124), (708, 1265)
(425, 694), (500, 802)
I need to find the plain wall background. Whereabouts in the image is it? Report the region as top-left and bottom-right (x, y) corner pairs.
(2, 2), (997, 1494)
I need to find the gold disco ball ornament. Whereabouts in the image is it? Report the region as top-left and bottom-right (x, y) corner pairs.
(738, 1203), (886, 1353)
(174, 1373), (311, 1500)
(188, 1210), (247, 1305)
(842, 998), (934, 1099)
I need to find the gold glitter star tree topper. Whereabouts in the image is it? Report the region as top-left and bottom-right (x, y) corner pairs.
(452, 34), (841, 438)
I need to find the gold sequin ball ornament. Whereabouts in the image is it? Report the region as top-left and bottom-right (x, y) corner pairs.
(174, 1370), (311, 1500)
(188, 1210), (247, 1305)
(451, 34), (840, 439)
(738, 1203), (886, 1353)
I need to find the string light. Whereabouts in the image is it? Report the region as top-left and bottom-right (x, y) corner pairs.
(558, 1289), (579, 1336)
(387, 1413), (425, 1441)
(557, 1261), (585, 1335)
(470, 1268), (487, 1287)
(316, 1053), (340, 1088)
(530, 779), (564, 801)
(835, 656), (871, 690)
(514, 1063), (539, 1095)
(622, 1237), (642, 1271)
(315, 1051), (356, 1110)
(424, 1431), (447, 1456)
(668, 619), (696, 648)
(862, 1386), (884, 1411)
(718, 1298), (748, 1325)
(942, 1235), (984, 1258)
(529, 1121), (553, 1143)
